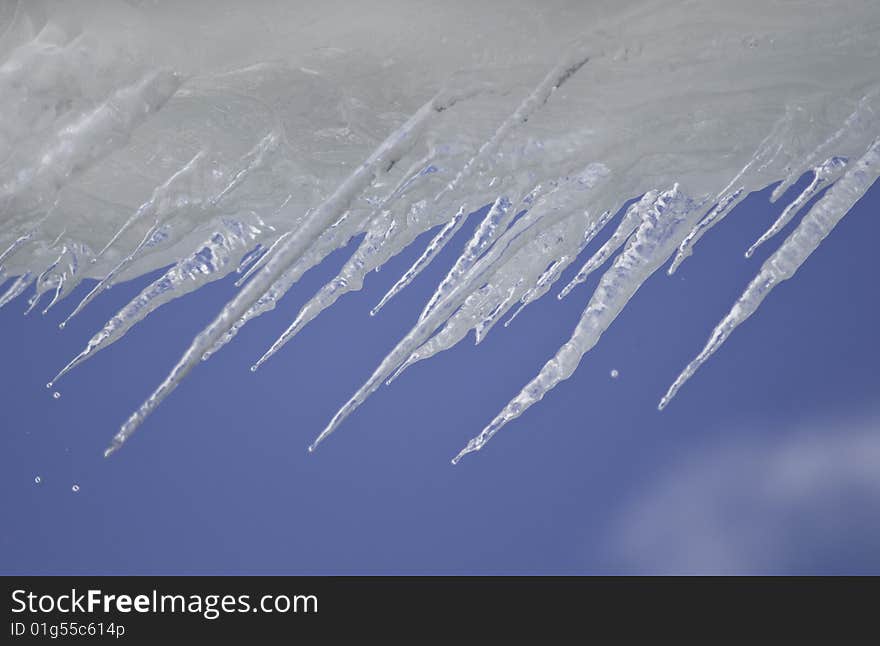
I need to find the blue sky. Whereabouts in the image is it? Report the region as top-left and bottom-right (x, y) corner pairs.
(1, 175), (878, 574)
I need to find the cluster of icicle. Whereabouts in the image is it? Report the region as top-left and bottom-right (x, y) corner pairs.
(1, 1), (878, 463)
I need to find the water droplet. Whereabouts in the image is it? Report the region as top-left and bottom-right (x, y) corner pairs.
(71, 484), (80, 493)
(34, 475), (41, 484)
(610, 369), (619, 379)
(46, 381), (53, 389)
(52, 391), (61, 399)
(58, 321), (65, 330)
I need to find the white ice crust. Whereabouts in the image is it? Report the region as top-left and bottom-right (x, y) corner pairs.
(1, 1), (878, 459)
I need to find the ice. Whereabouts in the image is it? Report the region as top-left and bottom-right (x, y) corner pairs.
(0, 1), (877, 460)
(660, 138), (880, 411)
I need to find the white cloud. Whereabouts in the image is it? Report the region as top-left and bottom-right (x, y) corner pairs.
(606, 409), (880, 573)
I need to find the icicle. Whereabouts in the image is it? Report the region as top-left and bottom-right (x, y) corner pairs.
(390, 205), (600, 384)
(208, 131), (280, 206)
(252, 158), (454, 369)
(62, 219), (163, 327)
(667, 188), (745, 274)
(222, 158), (444, 365)
(385, 295), (483, 385)
(310, 167), (610, 451)
(236, 244), (266, 275)
(0, 3), (876, 467)
(105, 87), (477, 454)
(453, 185), (703, 463)
(558, 193), (655, 299)
(64, 130), (278, 326)
(746, 156), (848, 258)
(233, 198), (295, 289)
(473, 285), (519, 344)
(371, 206), (466, 316)
(660, 138), (880, 411)
(417, 194), (521, 323)
(234, 234), (285, 288)
(202, 216), (348, 361)
(0, 220), (43, 267)
(92, 151), (207, 261)
(506, 206), (617, 320)
(770, 88), (879, 202)
(505, 258), (566, 327)
(50, 219), (261, 386)
(666, 110), (802, 273)
(250, 214), (398, 371)
(41, 270), (67, 314)
(0, 271), (33, 309)
(24, 245), (67, 315)
(61, 148), (216, 325)
(371, 46), (590, 313)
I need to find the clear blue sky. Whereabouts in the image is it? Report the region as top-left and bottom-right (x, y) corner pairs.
(1, 175), (878, 574)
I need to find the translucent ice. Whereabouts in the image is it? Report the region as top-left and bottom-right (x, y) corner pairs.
(0, 1), (877, 460)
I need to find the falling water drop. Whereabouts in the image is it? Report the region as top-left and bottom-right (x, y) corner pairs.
(52, 391), (61, 399)
(610, 369), (619, 379)
(71, 484), (80, 493)
(34, 475), (41, 484)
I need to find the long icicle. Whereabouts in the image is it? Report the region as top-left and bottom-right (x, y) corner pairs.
(769, 87), (879, 202)
(417, 192), (527, 324)
(745, 156), (848, 258)
(203, 154), (447, 363)
(558, 193), (655, 299)
(48, 221), (263, 388)
(666, 110), (797, 274)
(659, 138), (880, 411)
(91, 151), (208, 262)
(248, 158), (446, 370)
(309, 166), (611, 452)
(104, 87), (473, 455)
(507, 207), (616, 324)
(453, 185), (703, 464)
(371, 46), (590, 314)
(390, 206), (600, 384)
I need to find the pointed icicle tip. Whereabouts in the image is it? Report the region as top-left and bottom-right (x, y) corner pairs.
(103, 439), (123, 458)
(451, 437), (482, 464)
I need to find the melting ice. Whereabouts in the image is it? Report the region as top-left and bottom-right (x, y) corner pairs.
(1, 0), (878, 462)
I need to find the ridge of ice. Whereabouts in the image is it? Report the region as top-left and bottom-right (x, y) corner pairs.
(0, 1), (878, 461)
